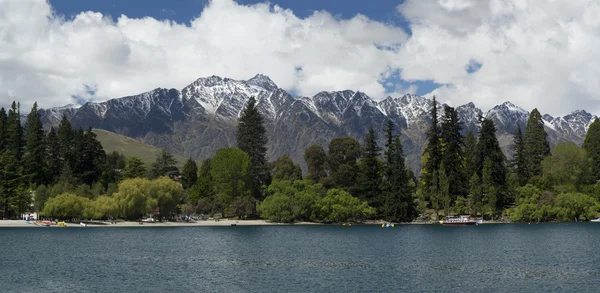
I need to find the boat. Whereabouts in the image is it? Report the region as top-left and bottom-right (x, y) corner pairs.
(591, 218), (600, 222)
(440, 215), (477, 226)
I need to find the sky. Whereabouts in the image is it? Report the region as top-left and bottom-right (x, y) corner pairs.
(2, 0), (600, 116)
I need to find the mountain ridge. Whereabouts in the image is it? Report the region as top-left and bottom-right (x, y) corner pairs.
(37, 74), (598, 173)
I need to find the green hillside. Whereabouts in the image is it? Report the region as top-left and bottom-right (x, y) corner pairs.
(93, 129), (188, 169)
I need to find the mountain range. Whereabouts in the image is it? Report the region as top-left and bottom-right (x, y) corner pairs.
(37, 74), (598, 173)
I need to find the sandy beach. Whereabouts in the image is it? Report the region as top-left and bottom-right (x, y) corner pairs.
(0, 219), (324, 228)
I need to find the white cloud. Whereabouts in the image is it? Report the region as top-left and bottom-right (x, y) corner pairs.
(2, 0), (600, 116)
(396, 0), (600, 115)
(0, 0), (407, 112)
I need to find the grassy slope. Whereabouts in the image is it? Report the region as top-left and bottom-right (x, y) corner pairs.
(93, 129), (188, 169)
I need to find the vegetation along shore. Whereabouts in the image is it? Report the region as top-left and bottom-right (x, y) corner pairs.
(1, 96), (600, 225)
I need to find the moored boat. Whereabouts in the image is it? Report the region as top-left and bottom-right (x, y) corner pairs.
(440, 215), (477, 226)
(591, 218), (600, 222)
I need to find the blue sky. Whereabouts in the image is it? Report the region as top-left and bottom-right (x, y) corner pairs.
(48, 0), (439, 96)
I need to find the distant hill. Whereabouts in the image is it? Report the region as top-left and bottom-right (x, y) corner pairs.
(93, 129), (189, 169)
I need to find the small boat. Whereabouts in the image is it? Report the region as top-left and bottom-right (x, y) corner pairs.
(591, 218), (600, 222)
(440, 215), (476, 226)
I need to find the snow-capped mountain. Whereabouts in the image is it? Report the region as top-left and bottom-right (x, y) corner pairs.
(39, 74), (598, 173)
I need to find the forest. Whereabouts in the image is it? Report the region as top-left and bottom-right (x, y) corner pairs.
(1, 97), (600, 223)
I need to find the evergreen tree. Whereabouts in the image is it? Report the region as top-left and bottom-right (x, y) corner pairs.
(467, 173), (482, 216)
(464, 131), (478, 181)
(482, 158), (498, 217)
(0, 107), (6, 153)
(45, 127), (61, 183)
(358, 128), (382, 211)
(439, 162), (451, 216)
(523, 108), (550, 179)
(476, 117), (507, 208)
(382, 120), (414, 222)
(440, 105), (466, 199)
(0, 150), (24, 218)
(100, 151), (125, 188)
(23, 102), (47, 186)
(5, 102), (24, 159)
(271, 154), (302, 182)
(583, 118), (600, 181)
(420, 97), (442, 207)
(57, 115), (74, 169)
(304, 145), (327, 183)
(122, 156), (146, 179)
(149, 149), (178, 179)
(512, 124), (528, 186)
(236, 96), (271, 201)
(181, 158), (198, 189)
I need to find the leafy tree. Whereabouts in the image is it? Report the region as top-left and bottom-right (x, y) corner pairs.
(122, 156), (146, 179)
(146, 177), (185, 220)
(149, 149), (178, 179)
(209, 148), (252, 215)
(181, 158), (198, 189)
(357, 128), (383, 210)
(33, 184), (50, 213)
(86, 195), (118, 220)
(229, 196), (257, 220)
(271, 153), (302, 182)
(304, 145), (328, 183)
(542, 142), (589, 188)
(236, 96), (271, 201)
(112, 178), (151, 220)
(583, 118), (600, 181)
(188, 159), (212, 205)
(42, 193), (90, 220)
(315, 189), (375, 223)
(328, 137), (361, 191)
(440, 105), (466, 199)
(260, 187), (295, 222)
(553, 192), (598, 221)
(523, 108), (550, 179)
(512, 124), (528, 186)
(46, 127), (62, 183)
(22, 102), (47, 186)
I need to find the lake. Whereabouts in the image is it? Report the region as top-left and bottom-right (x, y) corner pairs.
(1, 224), (599, 292)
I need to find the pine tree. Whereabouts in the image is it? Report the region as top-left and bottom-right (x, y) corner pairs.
(328, 137), (361, 192)
(80, 128), (106, 185)
(181, 158), (198, 189)
(122, 156), (146, 179)
(476, 117), (507, 209)
(523, 108), (550, 179)
(583, 118), (600, 181)
(0, 150), (24, 218)
(382, 120), (415, 222)
(46, 127), (61, 183)
(439, 162), (451, 216)
(482, 158), (497, 217)
(57, 115), (74, 169)
(304, 145), (327, 183)
(464, 131), (478, 181)
(0, 107), (6, 153)
(420, 96), (442, 209)
(467, 173), (482, 216)
(23, 102), (47, 186)
(512, 124), (528, 186)
(358, 128), (382, 212)
(440, 105), (466, 199)
(236, 96), (271, 201)
(149, 149), (178, 179)
(5, 102), (24, 159)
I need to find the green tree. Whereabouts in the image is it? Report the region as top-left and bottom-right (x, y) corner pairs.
(512, 124), (528, 186)
(0, 107), (6, 152)
(315, 189), (376, 223)
(45, 127), (62, 183)
(22, 102), (47, 186)
(382, 120), (414, 222)
(304, 145), (328, 183)
(476, 117), (507, 208)
(440, 105), (466, 199)
(481, 158), (497, 217)
(181, 158), (198, 189)
(553, 192), (598, 221)
(77, 128), (106, 185)
(5, 102), (24, 159)
(467, 173), (482, 216)
(188, 159), (212, 205)
(146, 177), (185, 221)
(328, 137), (361, 191)
(271, 153), (302, 182)
(57, 115), (74, 170)
(42, 193), (90, 220)
(542, 142), (589, 188)
(209, 148), (252, 215)
(112, 178), (151, 220)
(0, 150), (24, 218)
(236, 96), (271, 201)
(420, 97), (442, 202)
(583, 118), (600, 181)
(464, 131), (478, 180)
(149, 149), (178, 179)
(357, 128), (382, 211)
(439, 162), (451, 216)
(122, 156), (146, 179)
(523, 108), (550, 179)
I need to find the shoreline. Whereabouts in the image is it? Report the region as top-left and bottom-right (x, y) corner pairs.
(0, 219), (515, 228)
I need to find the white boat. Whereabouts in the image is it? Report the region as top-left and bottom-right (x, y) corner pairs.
(591, 218), (600, 222)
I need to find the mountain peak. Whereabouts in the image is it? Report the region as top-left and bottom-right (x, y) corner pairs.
(247, 74), (278, 92)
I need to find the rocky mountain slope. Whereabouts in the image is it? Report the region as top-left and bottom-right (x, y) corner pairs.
(39, 74), (597, 173)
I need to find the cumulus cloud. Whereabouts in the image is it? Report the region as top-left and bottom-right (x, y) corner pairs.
(0, 0), (407, 112)
(2, 0), (600, 116)
(396, 0), (600, 115)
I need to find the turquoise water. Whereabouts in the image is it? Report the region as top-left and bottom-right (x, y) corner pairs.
(1, 224), (600, 292)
